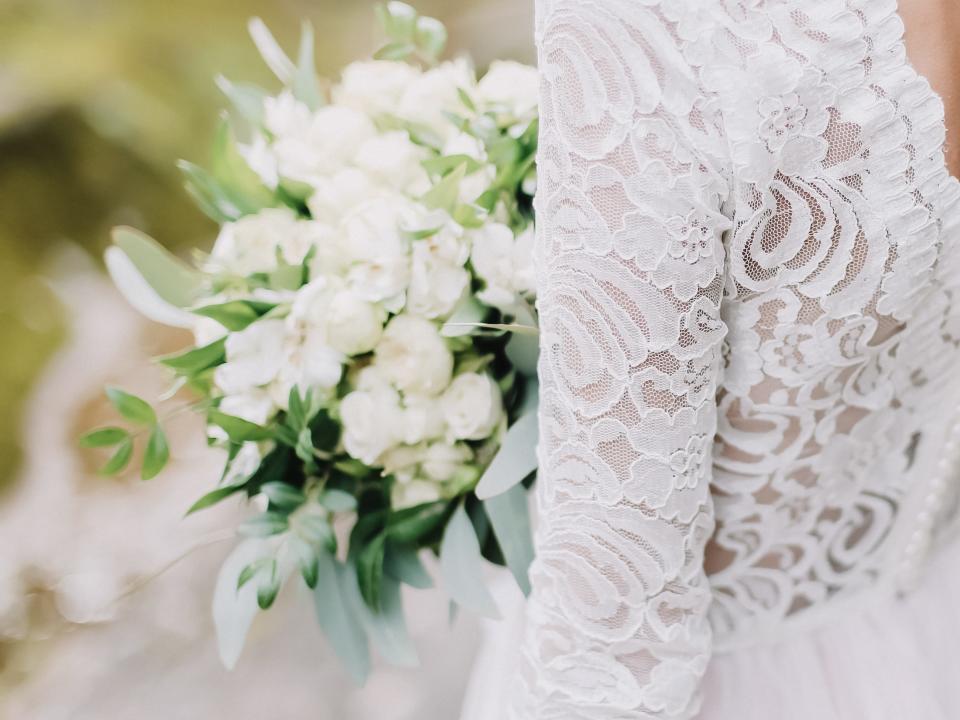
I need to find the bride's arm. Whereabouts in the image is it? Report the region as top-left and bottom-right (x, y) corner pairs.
(509, 2), (731, 717)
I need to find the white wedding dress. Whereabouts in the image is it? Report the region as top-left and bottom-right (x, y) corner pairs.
(461, 0), (960, 718)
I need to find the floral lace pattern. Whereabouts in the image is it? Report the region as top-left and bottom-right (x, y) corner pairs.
(510, 0), (960, 717)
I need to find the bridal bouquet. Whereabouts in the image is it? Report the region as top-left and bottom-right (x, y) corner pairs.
(80, 3), (539, 681)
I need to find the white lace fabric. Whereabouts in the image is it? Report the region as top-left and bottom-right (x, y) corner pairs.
(511, 1), (960, 717)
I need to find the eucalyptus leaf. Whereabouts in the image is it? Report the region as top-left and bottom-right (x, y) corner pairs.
(475, 401), (539, 500)
(213, 539), (274, 669)
(260, 481), (306, 510)
(383, 543), (433, 589)
(313, 550), (371, 685)
(238, 512), (289, 537)
(109, 226), (205, 310)
(355, 575), (418, 668)
(320, 488), (358, 513)
(439, 504), (500, 618)
(483, 483), (534, 595)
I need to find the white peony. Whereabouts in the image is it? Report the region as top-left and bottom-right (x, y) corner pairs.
(441, 372), (504, 440)
(398, 58), (476, 139)
(210, 207), (319, 277)
(213, 319), (287, 394)
(470, 223), (536, 312)
(354, 131), (432, 194)
(406, 224), (471, 319)
(333, 60), (420, 116)
(375, 314), (453, 396)
(476, 60), (539, 120)
(340, 367), (405, 465)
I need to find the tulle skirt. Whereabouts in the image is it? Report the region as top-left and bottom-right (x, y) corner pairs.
(461, 535), (960, 719)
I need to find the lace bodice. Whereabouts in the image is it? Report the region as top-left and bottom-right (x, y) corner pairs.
(510, 1), (960, 716)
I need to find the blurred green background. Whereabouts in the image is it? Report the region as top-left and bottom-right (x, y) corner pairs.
(0, 0), (534, 492)
(0, 3), (533, 716)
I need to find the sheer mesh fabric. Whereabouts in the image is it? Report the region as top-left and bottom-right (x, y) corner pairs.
(510, 0), (960, 717)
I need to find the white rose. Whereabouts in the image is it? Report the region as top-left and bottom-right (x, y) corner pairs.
(398, 58), (476, 139)
(442, 132), (497, 204)
(406, 225), (471, 319)
(269, 101), (377, 183)
(339, 195), (417, 307)
(219, 387), (277, 425)
(213, 319), (287, 394)
(210, 208), (319, 276)
(441, 372), (503, 440)
(476, 60), (539, 120)
(470, 222), (536, 312)
(375, 314), (453, 396)
(307, 167), (378, 226)
(340, 377), (404, 466)
(334, 60), (420, 116)
(391, 478), (442, 510)
(401, 394), (446, 444)
(354, 131), (431, 194)
(421, 441), (473, 482)
(293, 277), (386, 356)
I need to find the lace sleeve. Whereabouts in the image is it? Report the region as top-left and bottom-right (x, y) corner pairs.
(508, 2), (732, 717)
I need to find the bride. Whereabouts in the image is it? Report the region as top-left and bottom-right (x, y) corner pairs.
(463, 0), (960, 717)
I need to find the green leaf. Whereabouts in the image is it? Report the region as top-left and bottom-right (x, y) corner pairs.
(441, 296), (488, 337)
(421, 162), (467, 213)
(248, 17), (295, 82)
(320, 488), (358, 513)
(100, 437), (134, 475)
(383, 543), (433, 589)
(385, 501), (448, 544)
(192, 299), (275, 331)
(211, 118), (276, 209)
(256, 560), (281, 609)
(216, 76), (267, 127)
(186, 483), (245, 516)
(292, 21), (322, 111)
(79, 426), (129, 448)
(378, 1), (417, 41)
(475, 392), (539, 499)
(483, 483), (534, 595)
(421, 154), (483, 177)
(356, 533), (386, 611)
(108, 226), (205, 312)
(260, 481), (305, 510)
(178, 159), (246, 223)
(414, 15), (447, 60)
(236, 557), (272, 591)
(295, 514), (336, 553)
(238, 512), (289, 537)
(290, 535), (319, 588)
(457, 86), (476, 112)
(440, 503), (500, 618)
(355, 575), (419, 668)
(157, 337), (227, 377)
(141, 425), (170, 480)
(213, 539), (271, 669)
(373, 41), (416, 61)
(105, 386), (156, 425)
(207, 409), (274, 443)
(313, 550), (371, 685)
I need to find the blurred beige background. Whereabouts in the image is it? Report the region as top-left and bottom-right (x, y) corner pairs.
(0, 1), (534, 718)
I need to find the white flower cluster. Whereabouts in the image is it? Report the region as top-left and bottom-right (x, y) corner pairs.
(199, 58), (538, 508)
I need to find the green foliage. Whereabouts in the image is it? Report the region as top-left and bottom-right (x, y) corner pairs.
(191, 298), (276, 331)
(106, 386), (157, 425)
(374, 2), (447, 65)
